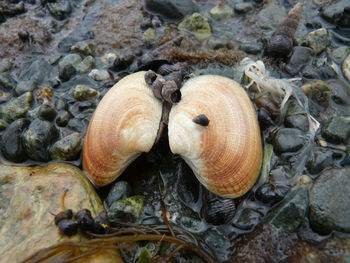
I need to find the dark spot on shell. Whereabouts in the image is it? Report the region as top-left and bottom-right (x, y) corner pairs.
(193, 114), (210, 126)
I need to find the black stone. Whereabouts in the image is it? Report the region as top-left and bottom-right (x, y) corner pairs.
(59, 64), (76, 82)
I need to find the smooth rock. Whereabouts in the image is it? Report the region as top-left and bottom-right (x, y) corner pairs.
(110, 54), (134, 71)
(88, 69), (111, 81)
(58, 54), (82, 72)
(105, 181), (133, 208)
(309, 168), (350, 234)
(342, 53), (350, 82)
(14, 80), (36, 96)
(1, 118), (29, 162)
(234, 2), (254, 14)
(22, 118), (59, 161)
(307, 147), (336, 174)
(47, 0), (72, 20)
(0, 58), (13, 72)
(272, 128), (306, 154)
(322, 116), (350, 144)
(55, 110), (71, 127)
(0, 92), (32, 122)
(301, 80), (332, 106)
(0, 72), (17, 90)
(72, 84), (97, 101)
(209, 3), (233, 21)
(255, 183), (290, 205)
(234, 208), (263, 230)
(144, 0), (197, 20)
(257, 4), (285, 30)
(49, 132), (82, 161)
(321, 0), (350, 27)
(178, 12), (211, 41)
(328, 79), (350, 105)
(284, 101), (309, 132)
(59, 64), (76, 82)
(289, 46), (313, 70)
(267, 187), (309, 233)
(108, 195), (145, 222)
(18, 59), (52, 83)
(305, 28), (331, 55)
(239, 42), (263, 55)
(0, 163), (110, 263)
(71, 41), (95, 56)
(38, 104), (57, 121)
(331, 46), (350, 64)
(76, 55), (95, 74)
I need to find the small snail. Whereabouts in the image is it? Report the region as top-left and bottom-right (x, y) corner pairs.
(83, 71), (262, 198)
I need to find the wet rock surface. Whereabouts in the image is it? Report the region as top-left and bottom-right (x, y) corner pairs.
(0, 163), (110, 263)
(309, 168), (350, 234)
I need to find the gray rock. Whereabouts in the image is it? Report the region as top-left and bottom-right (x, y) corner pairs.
(309, 168), (350, 234)
(234, 3), (254, 14)
(49, 133), (82, 161)
(76, 56), (95, 74)
(88, 69), (111, 81)
(267, 187), (309, 233)
(284, 101), (309, 132)
(239, 42), (263, 55)
(105, 181), (133, 208)
(272, 128), (306, 154)
(305, 28), (331, 55)
(47, 0), (72, 20)
(234, 208), (262, 230)
(209, 3), (233, 21)
(307, 147), (336, 174)
(108, 195), (144, 222)
(321, 0), (350, 27)
(0, 72), (17, 90)
(331, 46), (350, 64)
(22, 119), (58, 161)
(58, 54), (82, 72)
(289, 46), (313, 70)
(55, 110), (71, 127)
(14, 80), (36, 96)
(1, 119), (29, 163)
(0, 92), (32, 122)
(0, 59), (13, 72)
(322, 116), (350, 144)
(59, 64), (76, 82)
(72, 85), (97, 101)
(144, 0), (197, 20)
(328, 79), (350, 105)
(17, 59), (52, 83)
(70, 41), (95, 56)
(257, 4), (285, 31)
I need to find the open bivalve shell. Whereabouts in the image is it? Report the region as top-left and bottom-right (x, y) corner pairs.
(83, 72), (262, 198)
(83, 71), (162, 186)
(168, 75), (262, 198)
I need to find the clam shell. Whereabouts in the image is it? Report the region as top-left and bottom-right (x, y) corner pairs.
(83, 71), (162, 186)
(168, 75), (262, 198)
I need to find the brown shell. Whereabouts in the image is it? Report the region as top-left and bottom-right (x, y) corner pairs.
(83, 71), (162, 186)
(168, 75), (262, 198)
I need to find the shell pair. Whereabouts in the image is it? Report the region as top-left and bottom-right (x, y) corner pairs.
(83, 71), (262, 198)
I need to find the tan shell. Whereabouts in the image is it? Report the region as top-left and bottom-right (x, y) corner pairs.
(83, 71), (162, 186)
(168, 75), (262, 198)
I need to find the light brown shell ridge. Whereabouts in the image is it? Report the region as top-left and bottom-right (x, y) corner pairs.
(83, 71), (162, 186)
(168, 75), (262, 198)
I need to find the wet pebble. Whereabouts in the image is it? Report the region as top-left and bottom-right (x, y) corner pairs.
(257, 4), (285, 31)
(108, 195), (145, 223)
(14, 80), (36, 96)
(38, 104), (57, 121)
(22, 118), (59, 161)
(49, 132), (82, 161)
(58, 54), (82, 72)
(70, 41), (95, 56)
(0, 92), (32, 122)
(309, 168), (350, 234)
(209, 3), (233, 21)
(234, 3), (254, 14)
(321, 0), (350, 27)
(284, 101), (309, 132)
(1, 118), (29, 162)
(144, 0), (197, 21)
(72, 84), (97, 101)
(18, 59), (52, 83)
(331, 46), (349, 64)
(255, 183), (290, 205)
(239, 42), (263, 55)
(0, 119), (8, 130)
(55, 110), (70, 127)
(46, 0), (72, 20)
(304, 28), (331, 55)
(0, 59), (13, 72)
(76, 56), (95, 74)
(59, 64), (76, 82)
(307, 147), (337, 174)
(88, 69), (111, 81)
(234, 208), (263, 231)
(321, 116), (350, 144)
(300, 80), (332, 106)
(105, 181), (133, 208)
(0, 72), (17, 91)
(288, 46), (313, 71)
(178, 12), (211, 41)
(272, 128), (306, 154)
